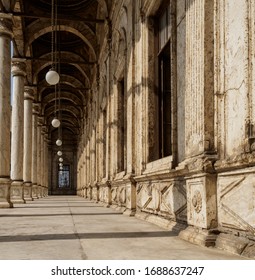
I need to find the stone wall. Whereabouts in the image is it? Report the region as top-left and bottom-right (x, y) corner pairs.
(77, 0), (255, 258)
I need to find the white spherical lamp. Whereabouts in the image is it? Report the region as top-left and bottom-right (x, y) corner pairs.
(56, 139), (62, 146)
(51, 117), (60, 128)
(57, 151), (62, 156)
(59, 157), (63, 162)
(60, 167), (63, 170)
(59, 163), (63, 167)
(45, 69), (60, 85)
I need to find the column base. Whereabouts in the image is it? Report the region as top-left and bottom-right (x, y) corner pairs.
(40, 186), (43, 197)
(10, 181), (25, 204)
(179, 226), (217, 247)
(0, 179), (13, 208)
(32, 185), (39, 199)
(42, 186), (47, 197)
(24, 182), (33, 202)
(123, 209), (136, 216)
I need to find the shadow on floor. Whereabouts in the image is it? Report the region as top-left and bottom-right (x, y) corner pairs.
(0, 212), (122, 217)
(13, 206), (104, 209)
(0, 231), (177, 242)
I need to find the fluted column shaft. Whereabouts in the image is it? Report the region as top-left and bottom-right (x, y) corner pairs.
(0, 14), (13, 208)
(10, 59), (26, 204)
(32, 104), (39, 199)
(23, 86), (34, 201)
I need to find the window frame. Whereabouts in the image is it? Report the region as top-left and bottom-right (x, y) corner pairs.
(144, 0), (177, 172)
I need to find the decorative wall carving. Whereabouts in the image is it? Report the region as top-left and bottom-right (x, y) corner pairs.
(111, 184), (126, 208)
(217, 168), (255, 235)
(186, 174), (217, 229)
(136, 180), (187, 222)
(192, 190), (202, 213)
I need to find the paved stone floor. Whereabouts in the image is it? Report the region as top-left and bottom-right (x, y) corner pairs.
(0, 196), (245, 260)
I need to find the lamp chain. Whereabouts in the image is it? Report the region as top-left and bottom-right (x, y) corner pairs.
(54, 0), (58, 67)
(51, 0), (54, 67)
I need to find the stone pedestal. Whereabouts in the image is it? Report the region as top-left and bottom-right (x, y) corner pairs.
(32, 184), (39, 199)
(98, 179), (111, 207)
(24, 182), (33, 202)
(38, 186), (43, 198)
(0, 179), (13, 208)
(10, 181), (24, 204)
(123, 175), (136, 216)
(179, 173), (217, 246)
(92, 182), (99, 202)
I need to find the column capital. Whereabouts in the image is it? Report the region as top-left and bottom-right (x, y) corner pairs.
(41, 125), (48, 135)
(32, 103), (40, 115)
(11, 58), (26, 77)
(24, 86), (35, 100)
(0, 13), (13, 38)
(37, 116), (44, 126)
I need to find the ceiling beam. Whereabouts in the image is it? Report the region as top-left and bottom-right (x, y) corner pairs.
(35, 85), (90, 91)
(13, 56), (97, 65)
(12, 12), (105, 24)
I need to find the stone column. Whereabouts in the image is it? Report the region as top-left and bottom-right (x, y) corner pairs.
(10, 59), (26, 204)
(37, 117), (42, 198)
(31, 103), (39, 199)
(43, 132), (48, 196)
(23, 86), (34, 201)
(0, 13), (13, 208)
(41, 125), (46, 196)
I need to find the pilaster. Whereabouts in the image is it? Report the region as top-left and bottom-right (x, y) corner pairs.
(179, 0), (217, 246)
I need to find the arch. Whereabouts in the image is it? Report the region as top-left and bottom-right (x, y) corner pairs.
(38, 75), (88, 103)
(42, 96), (83, 117)
(25, 20), (97, 60)
(42, 91), (83, 109)
(32, 52), (91, 87)
(44, 104), (81, 120)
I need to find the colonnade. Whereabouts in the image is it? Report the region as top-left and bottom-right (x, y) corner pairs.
(0, 13), (48, 208)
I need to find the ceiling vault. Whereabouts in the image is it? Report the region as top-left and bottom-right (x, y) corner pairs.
(9, 0), (104, 149)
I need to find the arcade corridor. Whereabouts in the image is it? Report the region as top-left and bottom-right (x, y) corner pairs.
(0, 0), (255, 260)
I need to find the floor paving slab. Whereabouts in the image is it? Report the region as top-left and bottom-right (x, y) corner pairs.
(0, 196), (245, 260)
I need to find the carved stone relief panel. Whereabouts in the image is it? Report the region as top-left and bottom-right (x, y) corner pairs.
(99, 187), (104, 202)
(217, 168), (255, 236)
(186, 174), (217, 229)
(111, 184), (126, 207)
(92, 186), (99, 201)
(136, 180), (187, 222)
